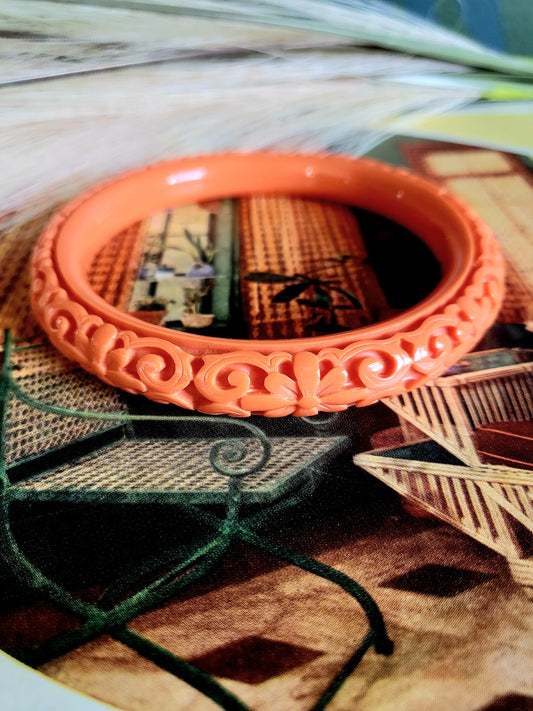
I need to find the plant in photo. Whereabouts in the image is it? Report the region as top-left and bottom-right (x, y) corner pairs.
(245, 255), (364, 333)
(134, 296), (175, 311)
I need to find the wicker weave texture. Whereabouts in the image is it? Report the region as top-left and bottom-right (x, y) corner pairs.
(239, 196), (388, 339)
(402, 143), (533, 327)
(355, 448), (532, 555)
(385, 354), (533, 466)
(6, 346), (125, 465)
(9, 343), (78, 377)
(88, 221), (144, 310)
(355, 445), (533, 593)
(17, 436), (340, 497)
(0, 209), (143, 341)
(0, 210), (58, 338)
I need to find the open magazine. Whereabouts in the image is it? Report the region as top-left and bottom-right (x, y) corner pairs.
(1, 3), (532, 710)
(1, 128), (532, 711)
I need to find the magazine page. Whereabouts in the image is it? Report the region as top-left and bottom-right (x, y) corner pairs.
(1, 3), (532, 710)
(0, 124), (532, 710)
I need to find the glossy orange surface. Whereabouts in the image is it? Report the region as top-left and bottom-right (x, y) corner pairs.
(31, 153), (505, 416)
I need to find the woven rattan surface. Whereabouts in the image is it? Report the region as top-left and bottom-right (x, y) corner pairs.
(5, 344), (125, 465)
(403, 144), (533, 327)
(239, 196), (388, 339)
(15, 436), (348, 504)
(384, 349), (533, 466)
(9, 342), (82, 377)
(0, 210), (59, 339)
(88, 221), (144, 310)
(355, 439), (533, 589)
(0, 209), (143, 347)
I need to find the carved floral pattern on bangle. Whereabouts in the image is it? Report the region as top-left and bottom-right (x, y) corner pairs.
(31, 153), (505, 417)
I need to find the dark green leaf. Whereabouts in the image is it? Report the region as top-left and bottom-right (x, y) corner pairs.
(315, 287), (332, 307)
(333, 288), (363, 309)
(244, 272), (296, 283)
(272, 282), (310, 302)
(183, 228), (196, 246)
(184, 228), (204, 258)
(296, 298), (330, 310)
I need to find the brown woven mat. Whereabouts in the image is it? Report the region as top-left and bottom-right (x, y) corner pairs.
(239, 196), (389, 339)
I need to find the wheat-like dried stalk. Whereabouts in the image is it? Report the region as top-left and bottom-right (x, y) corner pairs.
(2, 0), (525, 225)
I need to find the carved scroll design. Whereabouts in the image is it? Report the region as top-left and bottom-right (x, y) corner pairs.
(30, 160), (505, 417)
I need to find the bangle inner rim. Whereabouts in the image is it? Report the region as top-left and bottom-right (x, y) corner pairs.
(52, 153), (476, 355)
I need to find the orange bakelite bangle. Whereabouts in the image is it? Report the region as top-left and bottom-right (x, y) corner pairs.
(31, 152), (505, 417)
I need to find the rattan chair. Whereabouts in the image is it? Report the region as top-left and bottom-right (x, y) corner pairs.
(354, 439), (533, 598)
(6, 342), (346, 507)
(383, 349), (533, 466)
(355, 349), (533, 598)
